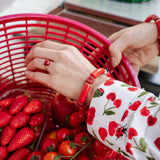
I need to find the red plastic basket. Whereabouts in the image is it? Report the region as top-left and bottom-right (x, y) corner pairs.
(0, 13), (140, 98)
(0, 13), (139, 159)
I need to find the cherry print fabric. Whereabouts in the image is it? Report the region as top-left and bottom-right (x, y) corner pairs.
(87, 78), (160, 160)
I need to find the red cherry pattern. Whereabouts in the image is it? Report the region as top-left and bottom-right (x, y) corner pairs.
(121, 110), (129, 122)
(126, 142), (133, 155)
(154, 137), (160, 151)
(113, 99), (122, 108)
(129, 101), (141, 111)
(147, 115), (157, 126)
(140, 107), (150, 116)
(108, 121), (118, 136)
(147, 97), (154, 102)
(87, 107), (96, 125)
(106, 92), (116, 101)
(90, 79), (160, 158)
(127, 87), (138, 92)
(98, 127), (108, 141)
(104, 79), (114, 86)
(128, 128), (138, 140)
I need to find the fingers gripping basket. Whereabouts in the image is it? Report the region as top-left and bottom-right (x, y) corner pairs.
(0, 13), (140, 159)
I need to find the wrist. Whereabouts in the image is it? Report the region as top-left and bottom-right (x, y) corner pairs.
(86, 74), (108, 105)
(145, 14), (160, 56)
(78, 68), (106, 108)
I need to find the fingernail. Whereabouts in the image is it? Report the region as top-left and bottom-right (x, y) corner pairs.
(111, 57), (118, 67)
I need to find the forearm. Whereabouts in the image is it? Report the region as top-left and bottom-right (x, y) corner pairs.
(87, 78), (160, 159)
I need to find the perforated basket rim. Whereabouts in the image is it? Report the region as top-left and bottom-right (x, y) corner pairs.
(0, 13), (141, 88)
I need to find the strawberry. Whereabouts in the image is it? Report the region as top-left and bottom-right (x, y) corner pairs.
(0, 111), (12, 128)
(9, 95), (29, 114)
(0, 146), (8, 160)
(0, 98), (14, 108)
(29, 112), (45, 127)
(7, 127), (34, 152)
(0, 107), (6, 112)
(1, 125), (16, 145)
(23, 99), (43, 114)
(8, 148), (30, 160)
(10, 111), (30, 128)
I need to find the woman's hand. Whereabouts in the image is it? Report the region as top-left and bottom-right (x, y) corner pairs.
(108, 22), (159, 75)
(25, 40), (107, 104)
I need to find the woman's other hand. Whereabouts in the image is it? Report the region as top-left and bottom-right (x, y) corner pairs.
(108, 22), (159, 75)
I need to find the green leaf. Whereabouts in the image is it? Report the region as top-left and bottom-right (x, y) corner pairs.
(146, 157), (155, 160)
(139, 138), (148, 152)
(93, 89), (101, 98)
(103, 110), (115, 115)
(150, 102), (159, 105)
(65, 115), (70, 124)
(55, 155), (62, 160)
(69, 141), (77, 149)
(121, 84), (130, 87)
(46, 145), (55, 152)
(65, 135), (72, 141)
(31, 155), (38, 160)
(138, 91), (149, 97)
(80, 134), (89, 143)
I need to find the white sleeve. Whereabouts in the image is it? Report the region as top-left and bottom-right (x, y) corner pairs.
(87, 78), (160, 160)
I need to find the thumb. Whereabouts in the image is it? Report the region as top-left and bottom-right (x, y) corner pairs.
(108, 34), (130, 67)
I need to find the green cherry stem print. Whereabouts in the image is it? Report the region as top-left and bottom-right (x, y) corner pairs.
(117, 147), (135, 160)
(132, 137), (148, 153)
(103, 99), (122, 116)
(103, 100), (115, 115)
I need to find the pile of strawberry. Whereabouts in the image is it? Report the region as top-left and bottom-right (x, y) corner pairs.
(0, 93), (47, 160)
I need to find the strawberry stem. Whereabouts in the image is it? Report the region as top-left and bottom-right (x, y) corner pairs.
(69, 138), (94, 160)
